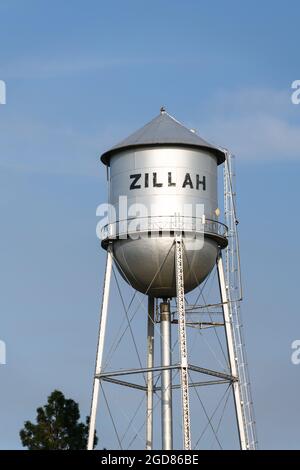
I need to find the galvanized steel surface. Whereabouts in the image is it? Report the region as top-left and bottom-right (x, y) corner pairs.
(101, 111), (225, 165)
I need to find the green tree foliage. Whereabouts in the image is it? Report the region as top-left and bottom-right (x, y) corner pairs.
(20, 390), (98, 450)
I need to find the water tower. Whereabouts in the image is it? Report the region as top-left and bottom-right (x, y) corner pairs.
(87, 109), (257, 450)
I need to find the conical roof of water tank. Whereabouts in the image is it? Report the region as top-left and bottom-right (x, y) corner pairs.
(101, 108), (225, 165)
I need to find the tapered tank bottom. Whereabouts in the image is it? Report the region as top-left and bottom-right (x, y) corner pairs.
(112, 235), (218, 298)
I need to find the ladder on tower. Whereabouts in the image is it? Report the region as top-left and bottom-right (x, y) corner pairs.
(224, 153), (258, 450)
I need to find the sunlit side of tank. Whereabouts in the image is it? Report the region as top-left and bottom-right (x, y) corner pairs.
(108, 145), (223, 297)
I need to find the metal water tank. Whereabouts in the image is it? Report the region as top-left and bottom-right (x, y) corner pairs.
(100, 109), (227, 298)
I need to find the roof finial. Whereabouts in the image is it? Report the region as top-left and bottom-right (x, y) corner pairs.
(160, 106), (166, 114)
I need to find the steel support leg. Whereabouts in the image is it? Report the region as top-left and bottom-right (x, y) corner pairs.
(217, 253), (248, 450)
(87, 247), (113, 450)
(146, 296), (155, 450)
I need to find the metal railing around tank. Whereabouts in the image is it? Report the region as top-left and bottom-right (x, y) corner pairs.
(100, 215), (228, 242)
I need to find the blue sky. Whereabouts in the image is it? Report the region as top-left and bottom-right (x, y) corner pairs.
(0, 0), (300, 449)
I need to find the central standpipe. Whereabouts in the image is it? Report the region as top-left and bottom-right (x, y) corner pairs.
(160, 301), (173, 450)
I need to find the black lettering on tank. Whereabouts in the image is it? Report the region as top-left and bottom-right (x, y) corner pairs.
(130, 174), (142, 190)
(168, 172), (176, 187)
(182, 173), (193, 189)
(153, 172), (163, 187)
(145, 173), (149, 188)
(196, 175), (206, 191)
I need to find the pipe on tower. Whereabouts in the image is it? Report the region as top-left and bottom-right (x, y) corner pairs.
(160, 301), (173, 450)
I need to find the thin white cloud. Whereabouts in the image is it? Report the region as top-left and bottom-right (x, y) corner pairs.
(1, 87), (299, 179)
(1, 57), (136, 79)
(199, 88), (300, 161)
(0, 55), (190, 79)
(0, 118), (112, 177)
